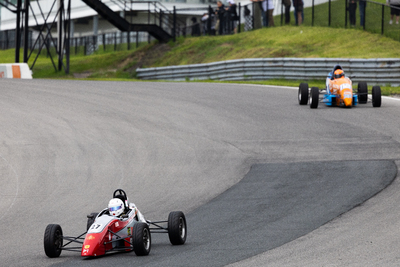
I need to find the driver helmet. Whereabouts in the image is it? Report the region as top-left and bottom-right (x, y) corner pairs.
(333, 69), (345, 79)
(108, 198), (124, 217)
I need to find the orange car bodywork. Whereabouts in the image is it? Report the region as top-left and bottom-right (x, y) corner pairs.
(327, 77), (353, 107)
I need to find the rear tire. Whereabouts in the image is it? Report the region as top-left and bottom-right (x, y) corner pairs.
(44, 224), (63, 258)
(133, 223), (151, 256)
(358, 82), (368, 104)
(298, 83), (309, 105)
(372, 86), (381, 107)
(168, 211), (187, 245)
(309, 87), (319, 109)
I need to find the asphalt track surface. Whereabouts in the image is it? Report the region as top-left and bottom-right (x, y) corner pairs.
(1, 79), (400, 267)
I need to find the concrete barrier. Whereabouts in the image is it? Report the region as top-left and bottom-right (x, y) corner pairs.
(0, 63), (32, 79)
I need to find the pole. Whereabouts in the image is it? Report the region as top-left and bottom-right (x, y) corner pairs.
(58, 0), (63, 71)
(23, 0), (30, 63)
(66, 0), (71, 74)
(15, 0), (22, 62)
(328, 0), (331, 27)
(345, 0), (348, 27)
(173, 6), (176, 42)
(381, 5), (384, 35)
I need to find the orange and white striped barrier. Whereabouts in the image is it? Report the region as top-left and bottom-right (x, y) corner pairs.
(0, 63), (32, 79)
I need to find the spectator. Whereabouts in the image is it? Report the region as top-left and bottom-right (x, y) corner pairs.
(387, 0), (400, 24)
(262, 0), (275, 27)
(359, 0), (366, 27)
(293, 0), (303, 25)
(191, 17), (201, 36)
(244, 5), (252, 31)
(349, 0), (357, 26)
(226, 0), (239, 33)
(215, 1), (225, 35)
(201, 13), (209, 35)
(283, 0), (291, 24)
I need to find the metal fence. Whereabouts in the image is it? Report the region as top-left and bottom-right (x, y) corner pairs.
(136, 58), (400, 84)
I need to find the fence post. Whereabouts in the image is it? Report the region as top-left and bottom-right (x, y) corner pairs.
(329, 0), (331, 26)
(173, 6), (176, 42)
(114, 32), (117, 51)
(84, 37), (87, 56)
(103, 34), (106, 51)
(23, 0), (30, 63)
(252, 2), (255, 29)
(312, 0), (315, 26)
(15, 0), (22, 63)
(381, 5), (384, 35)
(128, 31), (131, 50)
(345, 0), (348, 27)
(208, 5), (212, 35)
(238, 3), (241, 33)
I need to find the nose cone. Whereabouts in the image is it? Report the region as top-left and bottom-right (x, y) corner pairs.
(344, 97), (352, 107)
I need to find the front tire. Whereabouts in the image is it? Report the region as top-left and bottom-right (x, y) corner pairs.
(44, 224), (63, 258)
(358, 82), (368, 104)
(372, 86), (381, 107)
(309, 87), (319, 109)
(298, 83), (309, 105)
(168, 211), (187, 245)
(133, 223), (151, 256)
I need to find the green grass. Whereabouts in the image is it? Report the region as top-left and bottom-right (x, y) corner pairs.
(152, 26), (400, 67)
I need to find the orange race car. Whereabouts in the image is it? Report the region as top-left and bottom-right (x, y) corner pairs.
(298, 65), (381, 109)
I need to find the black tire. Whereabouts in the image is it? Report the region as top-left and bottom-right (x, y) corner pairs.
(132, 223), (151, 256)
(44, 224), (63, 258)
(168, 211), (187, 245)
(372, 86), (382, 107)
(309, 87), (319, 109)
(358, 82), (368, 104)
(87, 212), (99, 231)
(298, 83), (309, 105)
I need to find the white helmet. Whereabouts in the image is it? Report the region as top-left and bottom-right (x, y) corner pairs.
(108, 198), (124, 217)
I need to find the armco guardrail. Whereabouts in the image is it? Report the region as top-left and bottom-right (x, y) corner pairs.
(136, 58), (400, 85)
(0, 63), (32, 79)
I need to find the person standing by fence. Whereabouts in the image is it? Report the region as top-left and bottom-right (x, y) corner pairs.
(293, 0), (303, 25)
(226, 0), (239, 33)
(387, 0), (400, 24)
(283, 0), (291, 24)
(349, 0), (357, 26)
(263, 0), (275, 26)
(215, 1), (226, 35)
(359, 0), (366, 27)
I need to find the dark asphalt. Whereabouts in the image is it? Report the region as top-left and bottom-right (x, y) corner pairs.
(51, 160), (397, 267)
